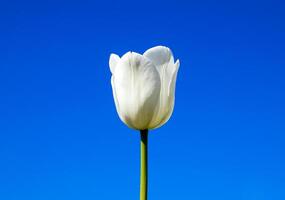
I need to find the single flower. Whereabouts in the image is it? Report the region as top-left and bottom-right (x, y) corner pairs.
(109, 46), (180, 130)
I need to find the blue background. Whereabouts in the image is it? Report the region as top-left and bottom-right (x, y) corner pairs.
(0, 0), (284, 199)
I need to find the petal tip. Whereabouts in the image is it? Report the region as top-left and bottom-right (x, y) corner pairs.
(143, 45), (174, 66)
(109, 53), (120, 74)
(175, 59), (180, 68)
(145, 45), (172, 54)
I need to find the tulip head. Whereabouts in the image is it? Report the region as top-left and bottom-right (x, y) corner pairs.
(109, 46), (180, 130)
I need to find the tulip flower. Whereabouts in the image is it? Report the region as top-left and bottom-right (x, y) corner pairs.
(109, 46), (180, 200)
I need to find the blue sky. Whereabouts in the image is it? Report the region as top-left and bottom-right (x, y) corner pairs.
(0, 0), (284, 199)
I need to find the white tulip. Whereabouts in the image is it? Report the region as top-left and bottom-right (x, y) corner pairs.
(109, 46), (180, 130)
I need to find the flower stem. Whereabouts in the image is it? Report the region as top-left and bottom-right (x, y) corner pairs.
(140, 129), (148, 200)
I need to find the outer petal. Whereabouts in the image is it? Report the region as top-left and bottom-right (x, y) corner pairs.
(113, 52), (161, 130)
(143, 46), (179, 129)
(109, 53), (120, 74)
(153, 60), (180, 128)
(169, 60), (180, 96)
(111, 76), (136, 129)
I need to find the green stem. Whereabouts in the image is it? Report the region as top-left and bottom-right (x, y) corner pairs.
(140, 129), (148, 200)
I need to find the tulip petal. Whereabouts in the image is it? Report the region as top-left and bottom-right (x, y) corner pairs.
(155, 59), (180, 128)
(169, 60), (180, 96)
(143, 46), (174, 70)
(111, 76), (136, 129)
(144, 46), (179, 129)
(113, 52), (161, 130)
(109, 53), (120, 74)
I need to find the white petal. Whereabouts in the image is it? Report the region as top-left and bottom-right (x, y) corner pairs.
(153, 59), (180, 129)
(168, 60), (180, 96)
(113, 52), (161, 130)
(109, 53), (120, 74)
(143, 46), (174, 74)
(111, 76), (136, 129)
(146, 46), (179, 129)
